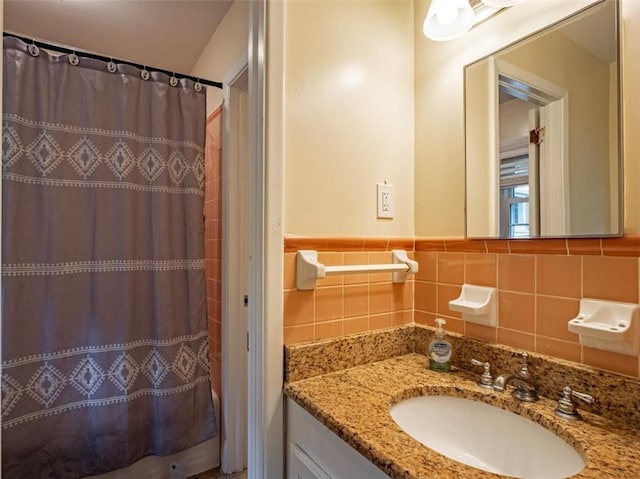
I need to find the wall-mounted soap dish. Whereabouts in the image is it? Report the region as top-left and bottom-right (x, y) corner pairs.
(568, 298), (640, 356)
(449, 284), (497, 326)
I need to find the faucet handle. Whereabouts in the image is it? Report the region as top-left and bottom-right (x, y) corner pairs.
(554, 386), (595, 421)
(516, 351), (532, 381)
(471, 359), (494, 389)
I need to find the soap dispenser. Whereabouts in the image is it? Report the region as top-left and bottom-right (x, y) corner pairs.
(429, 318), (452, 372)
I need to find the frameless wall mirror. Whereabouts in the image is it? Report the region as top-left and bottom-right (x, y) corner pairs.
(464, 0), (621, 239)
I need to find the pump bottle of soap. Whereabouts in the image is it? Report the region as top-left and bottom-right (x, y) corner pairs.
(429, 318), (452, 372)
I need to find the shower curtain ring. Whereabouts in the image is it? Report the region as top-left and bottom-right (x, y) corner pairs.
(28, 39), (40, 57)
(194, 80), (203, 92)
(140, 67), (150, 81)
(170, 73), (179, 87)
(107, 58), (117, 73)
(68, 50), (79, 66)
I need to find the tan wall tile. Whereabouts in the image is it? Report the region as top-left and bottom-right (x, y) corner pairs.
(498, 254), (535, 293)
(535, 336), (581, 363)
(536, 296), (580, 342)
(344, 284), (369, 318)
(284, 325), (314, 345)
(392, 282), (413, 311)
(414, 281), (436, 313)
(317, 252), (344, 287)
(315, 286), (344, 322)
(445, 238), (487, 253)
(465, 253), (497, 287)
(509, 239), (567, 255)
(280, 237), (640, 379)
(465, 323), (497, 343)
(437, 283), (462, 318)
(497, 328), (535, 351)
(283, 252), (297, 290)
(370, 282), (393, 314)
(283, 290), (314, 326)
(583, 347), (638, 377)
(486, 239), (510, 253)
(601, 235), (640, 257)
(498, 291), (535, 333)
(415, 251), (437, 282)
(414, 310), (436, 326)
(536, 255), (581, 298)
(583, 256), (639, 303)
(343, 252), (369, 285)
(567, 238), (602, 256)
(392, 310), (413, 326)
(439, 316), (464, 335)
(437, 252), (464, 285)
(370, 313), (393, 330)
(343, 317), (369, 335)
(315, 320), (344, 340)
(369, 251), (394, 283)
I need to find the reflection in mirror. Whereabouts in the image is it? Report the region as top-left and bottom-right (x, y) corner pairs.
(465, 0), (621, 239)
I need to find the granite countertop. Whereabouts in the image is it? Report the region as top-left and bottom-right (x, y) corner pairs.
(284, 353), (640, 479)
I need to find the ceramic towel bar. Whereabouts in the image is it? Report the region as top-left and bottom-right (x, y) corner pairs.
(296, 249), (419, 290)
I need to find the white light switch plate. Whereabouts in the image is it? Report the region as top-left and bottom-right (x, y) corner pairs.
(377, 183), (394, 219)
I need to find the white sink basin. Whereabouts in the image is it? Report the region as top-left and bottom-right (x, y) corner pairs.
(390, 395), (585, 479)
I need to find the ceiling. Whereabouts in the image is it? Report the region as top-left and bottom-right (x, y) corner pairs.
(559, 0), (617, 64)
(3, 0), (234, 74)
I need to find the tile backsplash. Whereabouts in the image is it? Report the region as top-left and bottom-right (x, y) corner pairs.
(283, 235), (640, 379)
(204, 107), (222, 397)
(283, 239), (415, 344)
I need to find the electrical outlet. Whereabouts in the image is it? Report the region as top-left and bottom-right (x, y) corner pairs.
(377, 183), (394, 219)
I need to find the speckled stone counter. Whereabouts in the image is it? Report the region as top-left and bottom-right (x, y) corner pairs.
(286, 325), (640, 429)
(285, 325), (640, 479)
(285, 353), (640, 479)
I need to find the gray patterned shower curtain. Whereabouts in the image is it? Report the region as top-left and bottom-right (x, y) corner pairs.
(1, 37), (216, 478)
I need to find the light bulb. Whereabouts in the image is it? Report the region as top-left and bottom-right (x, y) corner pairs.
(423, 0), (475, 42)
(436, 4), (459, 26)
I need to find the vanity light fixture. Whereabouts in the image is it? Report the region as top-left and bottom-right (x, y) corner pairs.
(481, 0), (525, 7)
(424, 0), (526, 42)
(423, 0), (475, 41)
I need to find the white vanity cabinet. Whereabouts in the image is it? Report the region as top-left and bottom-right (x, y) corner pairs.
(287, 398), (391, 479)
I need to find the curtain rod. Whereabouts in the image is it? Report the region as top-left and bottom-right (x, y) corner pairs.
(3, 32), (223, 90)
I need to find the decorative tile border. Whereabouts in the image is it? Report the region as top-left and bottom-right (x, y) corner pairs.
(284, 236), (414, 253)
(284, 235), (640, 257)
(414, 235), (640, 257)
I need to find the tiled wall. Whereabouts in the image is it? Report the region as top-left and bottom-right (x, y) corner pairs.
(283, 238), (415, 344)
(283, 236), (640, 378)
(204, 107), (223, 397)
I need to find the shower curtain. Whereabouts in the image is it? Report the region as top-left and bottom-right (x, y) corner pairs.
(1, 37), (216, 478)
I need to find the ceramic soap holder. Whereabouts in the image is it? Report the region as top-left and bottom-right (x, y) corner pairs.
(449, 284), (497, 327)
(568, 298), (640, 356)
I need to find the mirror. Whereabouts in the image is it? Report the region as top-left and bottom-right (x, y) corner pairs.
(464, 0), (621, 239)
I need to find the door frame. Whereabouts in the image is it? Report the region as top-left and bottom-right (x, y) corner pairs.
(247, 0), (285, 477)
(493, 58), (570, 236)
(221, 57), (249, 474)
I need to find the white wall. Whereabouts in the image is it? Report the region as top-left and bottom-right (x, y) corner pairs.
(191, 1), (249, 115)
(621, 0), (640, 233)
(282, 0), (414, 237)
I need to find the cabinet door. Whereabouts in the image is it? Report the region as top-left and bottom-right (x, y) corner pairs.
(289, 444), (332, 479)
(287, 399), (391, 479)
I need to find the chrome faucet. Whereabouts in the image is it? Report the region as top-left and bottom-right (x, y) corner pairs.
(493, 352), (538, 402)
